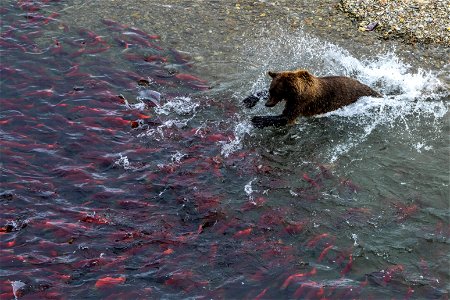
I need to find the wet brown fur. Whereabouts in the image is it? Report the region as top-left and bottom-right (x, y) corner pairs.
(262, 69), (381, 126)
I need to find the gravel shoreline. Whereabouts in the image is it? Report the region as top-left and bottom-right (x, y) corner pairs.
(59, 0), (449, 75)
(340, 0), (450, 45)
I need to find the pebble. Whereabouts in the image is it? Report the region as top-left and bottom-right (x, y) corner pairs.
(340, 0), (450, 45)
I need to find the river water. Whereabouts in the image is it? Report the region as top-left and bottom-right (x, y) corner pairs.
(1, 1), (449, 299)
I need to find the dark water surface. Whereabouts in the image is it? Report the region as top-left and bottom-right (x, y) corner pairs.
(1, 1), (449, 299)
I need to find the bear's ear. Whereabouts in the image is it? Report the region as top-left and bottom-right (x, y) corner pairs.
(268, 71), (278, 78)
(296, 70), (313, 82)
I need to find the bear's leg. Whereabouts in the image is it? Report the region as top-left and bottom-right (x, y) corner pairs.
(251, 115), (288, 128)
(242, 89), (268, 108)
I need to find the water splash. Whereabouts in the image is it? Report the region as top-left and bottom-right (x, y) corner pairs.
(137, 95), (200, 140)
(244, 178), (257, 200)
(170, 151), (186, 163)
(137, 89), (161, 107)
(155, 96), (199, 116)
(114, 154), (132, 170)
(239, 27), (448, 162)
(220, 120), (253, 157)
(11, 281), (25, 300)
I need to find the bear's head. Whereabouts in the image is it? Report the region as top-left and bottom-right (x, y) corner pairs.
(265, 69), (314, 107)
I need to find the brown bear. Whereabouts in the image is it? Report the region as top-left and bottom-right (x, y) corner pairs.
(243, 69), (382, 128)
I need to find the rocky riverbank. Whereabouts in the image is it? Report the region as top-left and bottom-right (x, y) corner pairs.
(340, 0), (450, 45)
(59, 0), (449, 75)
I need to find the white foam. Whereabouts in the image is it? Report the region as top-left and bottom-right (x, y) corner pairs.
(244, 178), (256, 196)
(122, 95), (146, 111)
(220, 120), (253, 157)
(137, 96), (199, 141)
(351, 233), (359, 246)
(244, 178), (258, 203)
(170, 151), (186, 163)
(114, 154), (132, 170)
(414, 142), (433, 153)
(11, 281), (25, 300)
(155, 96), (199, 116)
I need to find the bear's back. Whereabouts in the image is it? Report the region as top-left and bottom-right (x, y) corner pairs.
(320, 76), (380, 98)
(298, 76), (380, 116)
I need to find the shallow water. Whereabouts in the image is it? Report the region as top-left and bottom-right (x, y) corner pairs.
(1, 1), (449, 299)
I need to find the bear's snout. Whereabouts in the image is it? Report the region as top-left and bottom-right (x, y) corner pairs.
(265, 97), (280, 107)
